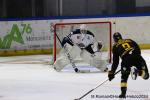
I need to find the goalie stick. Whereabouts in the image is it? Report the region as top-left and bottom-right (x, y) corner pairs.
(55, 33), (89, 73)
(74, 69), (121, 100)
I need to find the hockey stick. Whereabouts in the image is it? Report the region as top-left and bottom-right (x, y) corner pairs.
(65, 35), (92, 73)
(55, 33), (79, 72)
(74, 69), (121, 100)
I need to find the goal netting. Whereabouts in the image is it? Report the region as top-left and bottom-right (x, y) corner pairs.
(53, 22), (112, 71)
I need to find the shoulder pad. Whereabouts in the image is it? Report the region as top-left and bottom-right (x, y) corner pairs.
(86, 31), (95, 37)
(72, 29), (80, 34)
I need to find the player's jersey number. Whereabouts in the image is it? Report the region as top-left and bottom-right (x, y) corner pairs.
(122, 43), (131, 51)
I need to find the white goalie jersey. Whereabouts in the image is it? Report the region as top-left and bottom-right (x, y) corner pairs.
(69, 29), (95, 49)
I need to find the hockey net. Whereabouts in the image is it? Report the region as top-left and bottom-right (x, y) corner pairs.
(53, 22), (112, 69)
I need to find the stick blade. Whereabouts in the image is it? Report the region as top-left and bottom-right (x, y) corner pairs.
(77, 70), (90, 73)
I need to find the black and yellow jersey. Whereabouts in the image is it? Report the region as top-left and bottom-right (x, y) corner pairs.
(113, 39), (141, 58)
(111, 39), (141, 72)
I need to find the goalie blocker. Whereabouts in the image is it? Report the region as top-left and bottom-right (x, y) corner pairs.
(53, 43), (108, 72)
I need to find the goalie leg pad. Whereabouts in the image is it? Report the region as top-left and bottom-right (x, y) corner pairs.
(53, 44), (82, 72)
(53, 55), (70, 72)
(91, 52), (108, 72)
(92, 59), (108, 72)
(68, 45), (82, 59)
(81, 51), (108, 72)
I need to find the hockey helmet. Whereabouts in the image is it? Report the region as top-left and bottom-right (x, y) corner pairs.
(80, 24), (87, 30)
(113, 32), (122, 42)
(80, 24), (88, 34)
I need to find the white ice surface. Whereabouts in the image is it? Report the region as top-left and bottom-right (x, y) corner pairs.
(0, 50), (149, 100)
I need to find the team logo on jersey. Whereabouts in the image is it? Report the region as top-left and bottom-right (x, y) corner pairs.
(77, 36), (80, 39)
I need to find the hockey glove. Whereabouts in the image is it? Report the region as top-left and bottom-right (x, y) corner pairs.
(108, 71), (115, 81)
(97, 41), (103, 52)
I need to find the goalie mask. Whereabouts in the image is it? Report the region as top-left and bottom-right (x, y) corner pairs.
(113, 32), (122, 42)
(80, 24), (87, 34)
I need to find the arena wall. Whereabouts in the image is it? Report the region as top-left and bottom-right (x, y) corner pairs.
(0, 15), (150, 56)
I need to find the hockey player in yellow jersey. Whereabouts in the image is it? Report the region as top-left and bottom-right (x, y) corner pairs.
(108, 32), (149, 98)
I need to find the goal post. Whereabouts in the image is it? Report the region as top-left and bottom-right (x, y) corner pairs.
(53, 21), (112, 63)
